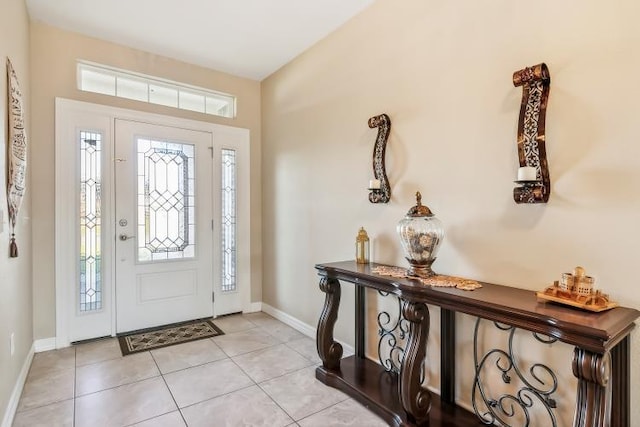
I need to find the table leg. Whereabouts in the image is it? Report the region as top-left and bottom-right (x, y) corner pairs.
(400, 301), (431, 425)
(355, 285), (365, 358)
(610, 336), (630, 427)
(572, 348), (611, 427)
(317, 277), (343, 370)
(440, 308), (455, 404)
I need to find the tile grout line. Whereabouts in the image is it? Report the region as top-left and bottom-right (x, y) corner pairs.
(212, 331), (284, 359)
(176, 383), (257, 412)
(14, 314), (352, 426)
(74, 362), (163, 399)
(73, 330), (315, 400)
(293, 398), (359, 425)
(148, 339), (290, 424)
(15, 349), (77, 415)
(256, 364), (351, 424)
(142, 351), (188, 427)
(282, 340), (320, 364)
(226, 355), (295, 425)
(254, 379), (297, 423)
(164, 344), (265, 418)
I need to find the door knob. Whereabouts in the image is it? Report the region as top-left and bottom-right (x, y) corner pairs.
(119, 234), (136, 241)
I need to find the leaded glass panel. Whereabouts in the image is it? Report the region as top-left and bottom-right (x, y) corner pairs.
(221, 149), (237, 293)
(79, 131), (102, 312)
(137, 138), (195, 262)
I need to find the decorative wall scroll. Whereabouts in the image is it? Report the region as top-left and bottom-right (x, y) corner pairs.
(6, 58), (28, 257)
(367, 113), (391, 203)
(512, 63), (551, 204)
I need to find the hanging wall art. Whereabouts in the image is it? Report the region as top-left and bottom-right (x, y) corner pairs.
(6, 58), (27, 257)
(512, 63), (551, 204)
(367, 113), (391, 203)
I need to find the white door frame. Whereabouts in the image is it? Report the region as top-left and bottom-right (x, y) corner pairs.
(54, 98), (251, 348)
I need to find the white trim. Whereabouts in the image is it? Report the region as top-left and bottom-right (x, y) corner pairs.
(34, 338), (57, 353)
(261, 303), (355, 355)
(1, 343), (35, 427)
(261, 303), (315, 337)
(245, 302), (262, 313)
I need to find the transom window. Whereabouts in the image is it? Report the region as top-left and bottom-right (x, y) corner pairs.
(77, 61), (236, 118)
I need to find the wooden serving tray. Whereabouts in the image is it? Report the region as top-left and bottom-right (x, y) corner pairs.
(536, 292), (618, 312)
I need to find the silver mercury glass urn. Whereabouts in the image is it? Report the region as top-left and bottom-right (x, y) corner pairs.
(397, 191), (444, 278)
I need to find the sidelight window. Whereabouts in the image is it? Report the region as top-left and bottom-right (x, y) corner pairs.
(79, 131), (103, 312)
(221, 149), (237, 292)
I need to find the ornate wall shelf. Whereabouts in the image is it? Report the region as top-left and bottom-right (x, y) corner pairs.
(368, 113), (391, 203)
(512, 63), (551, 204)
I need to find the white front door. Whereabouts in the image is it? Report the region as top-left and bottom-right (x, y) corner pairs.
(55, 99), (251, 346)
(114, 119), (213, 333)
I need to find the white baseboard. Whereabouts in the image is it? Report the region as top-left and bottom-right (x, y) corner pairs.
(34, 337), (57, 353)
(1, 343), (35, 427)
(245, 302), (262, 313)
(260, 303), (354, 354)
(261, 303), (315, 337)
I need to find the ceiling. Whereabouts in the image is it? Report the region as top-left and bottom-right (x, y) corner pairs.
(25, 0), (376, 81)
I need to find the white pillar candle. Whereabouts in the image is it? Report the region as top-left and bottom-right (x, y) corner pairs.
(369, 179), (381, 189)
(517, 166), (537, 181)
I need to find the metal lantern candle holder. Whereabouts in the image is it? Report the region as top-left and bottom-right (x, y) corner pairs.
(355, 227), (370, 264)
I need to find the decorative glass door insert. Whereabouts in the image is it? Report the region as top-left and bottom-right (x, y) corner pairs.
(136, 138), (195, 262)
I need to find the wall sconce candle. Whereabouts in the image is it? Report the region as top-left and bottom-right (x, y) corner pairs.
(367, 113), (391, 203)
(512, 63), (552, 204)
(516, 166), (537, 182)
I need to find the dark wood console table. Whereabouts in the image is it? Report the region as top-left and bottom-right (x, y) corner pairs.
(315, 261), (639, 427)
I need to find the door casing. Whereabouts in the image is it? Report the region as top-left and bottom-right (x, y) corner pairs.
(54, 98), (251, 347)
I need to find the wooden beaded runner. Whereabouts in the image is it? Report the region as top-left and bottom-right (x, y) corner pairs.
(371, 266), (482, 291)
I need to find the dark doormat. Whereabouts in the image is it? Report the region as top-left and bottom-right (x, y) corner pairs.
(117, 318), (224, 356)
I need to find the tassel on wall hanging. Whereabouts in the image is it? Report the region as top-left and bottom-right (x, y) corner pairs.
(6, 58), (28, 257)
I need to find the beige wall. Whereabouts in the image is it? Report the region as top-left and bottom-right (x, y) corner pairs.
(262, 0), (640, 423)
(30, 23), (262, 340)
(0, 0), (33, 420)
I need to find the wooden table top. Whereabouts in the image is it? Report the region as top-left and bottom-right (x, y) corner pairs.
(316, 261), (640, 353)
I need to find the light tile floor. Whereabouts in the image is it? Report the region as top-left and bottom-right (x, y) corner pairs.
(12, 312), (388, 427)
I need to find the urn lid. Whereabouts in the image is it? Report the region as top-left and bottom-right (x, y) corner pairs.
(405, 191), (434, 217)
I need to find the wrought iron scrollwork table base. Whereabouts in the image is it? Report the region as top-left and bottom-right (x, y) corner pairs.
(315, 261), (639, 427)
